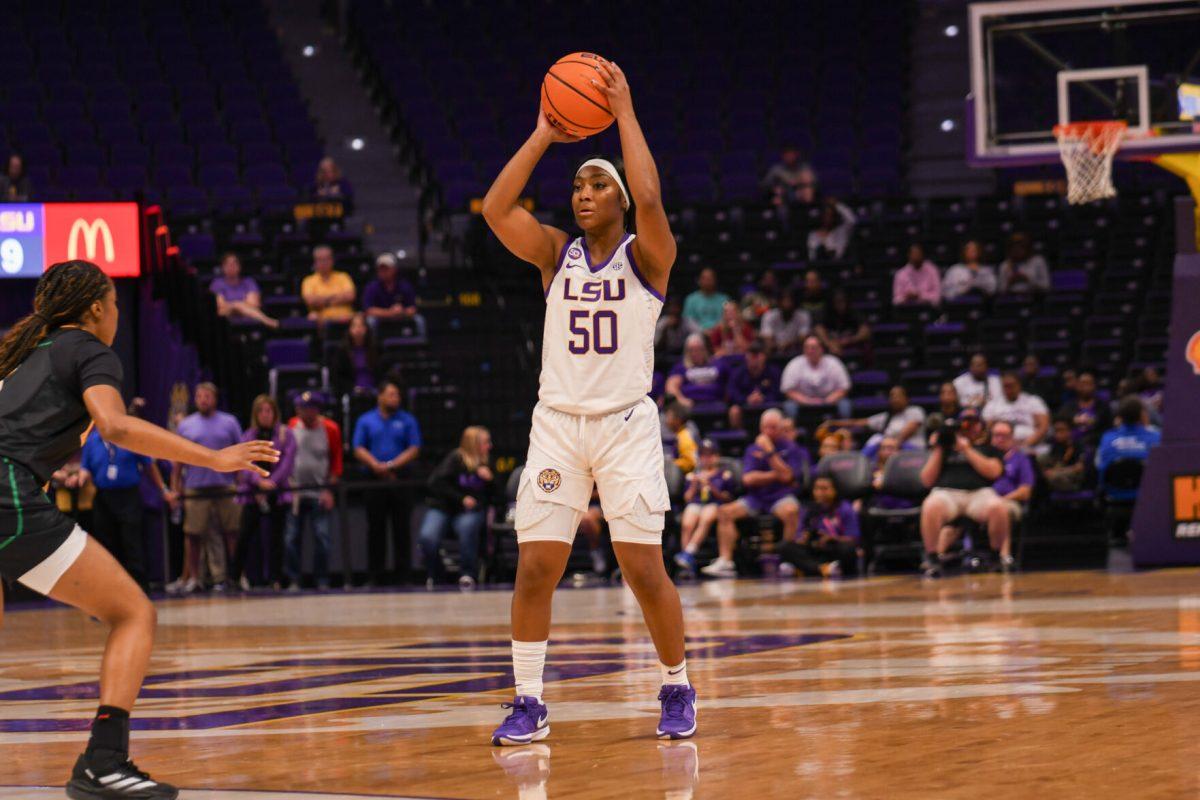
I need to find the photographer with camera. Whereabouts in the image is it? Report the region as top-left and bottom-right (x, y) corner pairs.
(918, 409), (1004, 578)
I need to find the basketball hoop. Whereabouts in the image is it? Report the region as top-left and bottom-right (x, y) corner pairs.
(1052, 121), (1127, 204)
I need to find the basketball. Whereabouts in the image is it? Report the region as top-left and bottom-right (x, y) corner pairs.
(540, 51), (615, 137)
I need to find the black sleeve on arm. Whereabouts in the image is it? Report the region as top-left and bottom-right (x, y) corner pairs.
(426, 451), (467, 505)
(58, 333), (123, 395)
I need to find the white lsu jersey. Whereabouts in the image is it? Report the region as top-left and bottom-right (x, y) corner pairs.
(538, 233), (664, 416)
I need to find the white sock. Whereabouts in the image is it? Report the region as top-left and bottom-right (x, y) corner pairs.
(512, 639), (547, 701)
(661, 659), (689, 687)
(684, 542), (699, 555)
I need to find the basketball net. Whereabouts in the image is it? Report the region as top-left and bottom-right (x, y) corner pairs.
(1052, 121), (1127, 204)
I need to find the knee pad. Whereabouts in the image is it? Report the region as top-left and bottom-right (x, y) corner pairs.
(607, 498), (664, 545)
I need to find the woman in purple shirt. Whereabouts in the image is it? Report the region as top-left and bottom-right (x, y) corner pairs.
(664, 333), (727, 410)
(779, 476), (860, 578)
(673, 440), (735, 575)
(330, 313), (396, 398)
(209, 253), (278, 329)
(231, 395), (296, 590)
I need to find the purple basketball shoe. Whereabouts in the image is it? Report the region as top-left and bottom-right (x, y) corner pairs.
(656, 685), (698, 740)
(491, 696), (550, 746)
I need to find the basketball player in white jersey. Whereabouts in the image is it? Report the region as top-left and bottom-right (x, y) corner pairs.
(481, 59), (695, 744)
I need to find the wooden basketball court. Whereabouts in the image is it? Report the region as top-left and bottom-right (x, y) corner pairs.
(3, 569), (1200, 798)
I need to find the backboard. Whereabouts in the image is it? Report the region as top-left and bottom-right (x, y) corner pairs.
(968, 0), (1200, 167)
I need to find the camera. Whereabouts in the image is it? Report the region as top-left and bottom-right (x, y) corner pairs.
(938, 418), (961, 452)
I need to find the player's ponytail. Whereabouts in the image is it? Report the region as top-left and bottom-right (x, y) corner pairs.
(0, 260), (112, 379)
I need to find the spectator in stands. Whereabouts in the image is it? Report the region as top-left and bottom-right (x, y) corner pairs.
(726, 340), (782, 430)
(301, 244), (356, 323)
(1039, 415), (1086, 492)
(704, 409), (807, 577)
(78, 398), (175, 591)
(1096, 396), (1161, 502)
(762, 146), (816, 206)
(814, 289), (871, 357)
(982, 371), (1050, 449)
(942, 239), (997, 301)
(1, 153), (31, 202)
(759, 289), (810, 356)
(682, 267), (729, 332)
(210, 252), (279, 328)
(708, 301), (756, 356)
(231, 395), (296, 591)
(1136, 366), (1164, 417)
(938, 381), (963, 422)
(312, 156), (355, 215)
(171, 383), (243, 593)
(331, 312), (393, 399)
(739, 270), (779, 323)
(1019, 354), (1057, 406)
(985, 420), (1032, 568)
(781, 335), (852, 418)
(1058, 369), (1111, 450)
(823, 384), (926, 456)
(779, 476), (860, 579)
(1060, 368), (1079, 407)
(998, 232), (1050, 294)
(892, 243), (941, 307)
(420, 426), (494, 590)
(953, 353), (1002, 409)
(655, 297), (700, 358)
(818, 429), (852, 458)
(362, 252), (425, 337)
(353, 379), (422, 586)
(918, 410), (1005, 578)
(285, 392), (342, 590)
(798, 270), (827, 321)
(674, 439), (736, 576)
(664, 401), (698, 474)
(871, 435), (900, 491)
(665, 334), (727, 411)
(807, 198), (856, 261)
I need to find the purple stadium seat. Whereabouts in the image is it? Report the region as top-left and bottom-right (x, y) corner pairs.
(265, 338), (312, 367)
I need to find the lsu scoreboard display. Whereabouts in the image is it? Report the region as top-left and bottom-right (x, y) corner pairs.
(0, 202), (140, 279)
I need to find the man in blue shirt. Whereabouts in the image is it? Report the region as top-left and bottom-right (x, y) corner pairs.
(353, 379), (422, 585)
(79, 401), (177, 589)
(1096, 396), (1161, 503)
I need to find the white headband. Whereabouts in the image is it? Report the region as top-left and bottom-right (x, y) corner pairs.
(576, 158), (630, 207)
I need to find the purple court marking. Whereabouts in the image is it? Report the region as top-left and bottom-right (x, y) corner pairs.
(0, 633), (848, 732)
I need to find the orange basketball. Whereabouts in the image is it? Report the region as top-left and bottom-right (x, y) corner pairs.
(540, 52), (614, 138)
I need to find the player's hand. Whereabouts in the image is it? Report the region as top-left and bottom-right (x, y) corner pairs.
(212, 440), (280, 477)
(535, 107), (585, 144)
(592, 58), (633, 120)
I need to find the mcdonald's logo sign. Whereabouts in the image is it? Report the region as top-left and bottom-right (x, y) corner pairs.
(43, 203), (140, 278)
(1188, 331), (1200, 376)
(1173, 474), (1200, 539)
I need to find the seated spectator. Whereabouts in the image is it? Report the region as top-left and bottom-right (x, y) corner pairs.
(762, 146), (816, 206)
(312, 156), (355, 215)
(918, 412), (1005, 577)
(759, 290), (810, 357)
(942, 239), (997, 301)
(807, 198), (856, 261)
(818, 429), (851, 458)
(655, 297), (700, 359)
(673, 439), (736, 576)
(892, 243), (941, 307)
(814, 289), (871, 357)
(703, 409), (807, 577)
(1038, 415), (1086, 492)
(1136, 366), (1164, 417)
(1, 153), (32, 202)
(998, 232), (1050, 293)
(1095, 397), (1161, 502)
(301, 244), (356, 323)
(953, 353), (1002, 409)
(1060, 368), (1079, 407)
(984, 420), (1032, 565)
(1019, 354), (1058, 406)
(1058, 369), (1111, 450)
(363, 252), (426, 337)
(664, 401), (698, 474)
(331, 312), (399, 399)
(726, 340), (782, 430)
(781, 335), (852, 418)
(779, 476), (860, 579)
(682, 267), (729, 332)
(419, 426), (494, 590)
(739, 270), (779, 323)
(665, 334), (727, 410)
(938, 382), (963, 422)
(210, 252), (279, 328)
(797, 269), (827, 321)
(231, 395), (296, 591)
(823, 385), (926, 455)
(982, 371), (1050, 449)
(286, 392), (342, 591)
(709, 301), (757, 356)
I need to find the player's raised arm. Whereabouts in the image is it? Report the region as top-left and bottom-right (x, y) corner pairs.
(481, 112), (580, 287)
(593, 59), (676, 293)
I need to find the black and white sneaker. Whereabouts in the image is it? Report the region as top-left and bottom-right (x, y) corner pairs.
(66, 754), (179, 799)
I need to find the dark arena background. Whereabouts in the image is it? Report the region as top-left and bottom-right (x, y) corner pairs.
(3, 0), (1200, 798)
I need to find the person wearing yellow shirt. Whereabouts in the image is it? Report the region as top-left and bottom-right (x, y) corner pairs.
(301, 244), (356, 322)
(664, 401), (697, 474)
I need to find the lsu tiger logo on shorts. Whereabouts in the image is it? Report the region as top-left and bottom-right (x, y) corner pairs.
(537, 468), (562, 493)
(1187, 330), (1200, 375)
